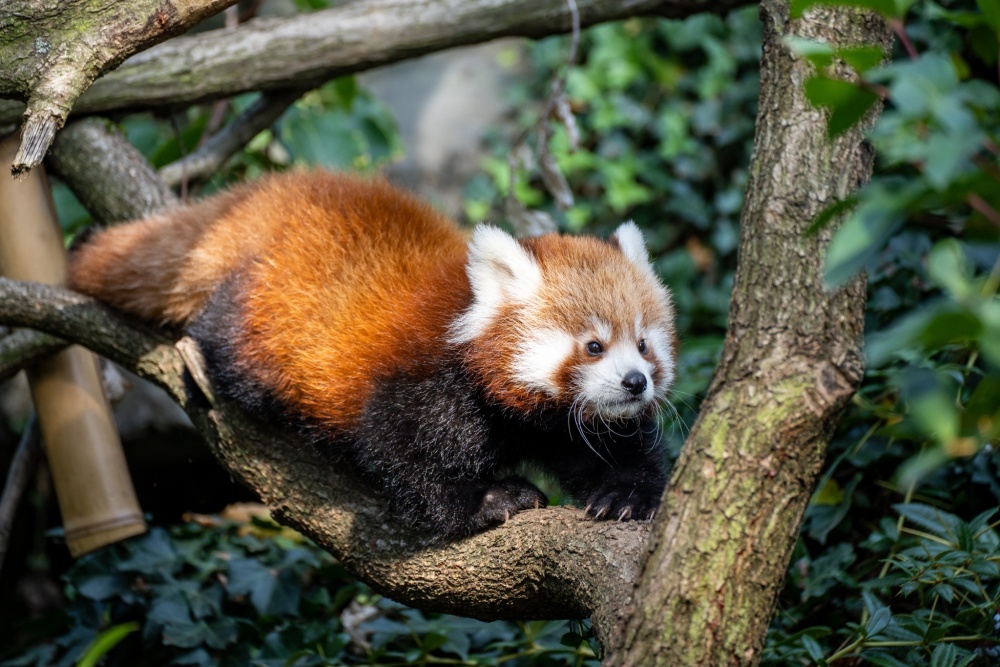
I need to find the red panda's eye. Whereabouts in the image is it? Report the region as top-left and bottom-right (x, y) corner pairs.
(585, 341), (604, 356)
(638, 339), (648, 355)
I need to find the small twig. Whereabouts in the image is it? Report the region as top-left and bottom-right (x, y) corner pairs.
(890, 18), (918, 61)
(504, 0), (581, 235)
(967, 192), (1000, 229)
(0, 415), (43, 576)
(159, 89), (305, 188)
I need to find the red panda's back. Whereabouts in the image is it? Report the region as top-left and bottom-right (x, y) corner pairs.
(231, 173), (472, 430)
(70, 171), (473, 431)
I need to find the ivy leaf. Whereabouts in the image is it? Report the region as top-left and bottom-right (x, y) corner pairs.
(824, 183), (911, 286)
(836, 45), (887, 73)
(804, 75), (881, 137)
(227, 557), (301, 617)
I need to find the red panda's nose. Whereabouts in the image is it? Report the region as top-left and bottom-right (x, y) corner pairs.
(622, 371), (647, 397)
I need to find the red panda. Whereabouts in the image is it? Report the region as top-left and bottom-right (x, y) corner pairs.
(68, 170), (676, 537)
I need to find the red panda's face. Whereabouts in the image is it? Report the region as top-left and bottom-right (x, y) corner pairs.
(452, 223), (676, 422)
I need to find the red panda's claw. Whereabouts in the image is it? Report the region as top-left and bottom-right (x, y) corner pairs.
(471, 478), (547, 531)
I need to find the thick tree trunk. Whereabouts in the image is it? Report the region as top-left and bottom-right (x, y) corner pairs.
(604, 3), (890, 665)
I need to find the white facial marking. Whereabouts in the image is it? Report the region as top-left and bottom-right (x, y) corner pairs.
(645, 325), (676, 388)
(577, 340), (656, 420)
(512, 328), (575, 396)
(450, 225), (541, 344)
(590, 316), (613, 343)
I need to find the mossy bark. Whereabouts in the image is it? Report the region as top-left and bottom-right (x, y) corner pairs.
(603, 3), (891, 665)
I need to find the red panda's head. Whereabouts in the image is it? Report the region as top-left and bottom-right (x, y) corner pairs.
(452, 223), (676, 422)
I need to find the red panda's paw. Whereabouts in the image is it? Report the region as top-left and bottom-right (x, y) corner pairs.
(472, 478), (548, 528)
(584, 484), (661, 523)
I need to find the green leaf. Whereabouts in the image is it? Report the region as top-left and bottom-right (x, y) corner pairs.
(75, 622), (139, 667)
(894, 503), (963, 542)
(801, 634), (827, 663)
(804, 75), (880, 137)
(421, 632), (448, 652)
(837, 45), (887, 73)
(785, 36), (836, 68)
(75, 574), (130, 601)
(808, 475), (862, 544)
(824, 185), (909, 286)
(930, 641), (958, 667)
(865, 607), (892, 637)
(226, 557), (300, 617)
(927, 240), (973, 301)
(806, 195), (859, 235)
(862, 651), (916, 667)
(978, 0), (1000, 33)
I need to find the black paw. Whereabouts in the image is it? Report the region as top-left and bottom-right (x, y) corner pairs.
(585, 482), (661, 522)
(471, 478), (547, 529)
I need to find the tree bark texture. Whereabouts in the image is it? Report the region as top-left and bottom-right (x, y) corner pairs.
(0, 0), (236, 174)
(0, 0), (751, 129)
(604, 4), (890, 666)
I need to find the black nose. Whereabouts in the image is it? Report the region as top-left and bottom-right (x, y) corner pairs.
(621, 370), (647, 397)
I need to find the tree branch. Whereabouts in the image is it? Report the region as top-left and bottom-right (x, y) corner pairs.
(48, 118), (179, 223)
(0, 0), (237, 176)
(158, 88), (305, 188)
(0, 0), (751, 130)
(0, 276), (651, 646)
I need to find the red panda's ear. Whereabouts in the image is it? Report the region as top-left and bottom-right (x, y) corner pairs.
(612, 221), (655, 274)
(450, 225), (542, 343)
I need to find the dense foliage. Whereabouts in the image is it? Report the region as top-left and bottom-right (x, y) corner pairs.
(4, 1), (999, 665)
(2, 518), (596, 667)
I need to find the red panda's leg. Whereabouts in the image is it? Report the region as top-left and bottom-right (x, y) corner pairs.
(352, 366), (547, 538)
(541, 416), (667, 521)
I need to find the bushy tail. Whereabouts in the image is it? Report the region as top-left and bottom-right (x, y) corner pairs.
(67, 187), (255, 326)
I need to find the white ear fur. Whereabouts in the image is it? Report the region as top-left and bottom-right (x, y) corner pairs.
(612, 221), (654, 272)
(450, 225), (542, 344)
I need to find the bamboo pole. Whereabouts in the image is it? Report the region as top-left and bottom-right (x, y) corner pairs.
(0, 132), (146, 556)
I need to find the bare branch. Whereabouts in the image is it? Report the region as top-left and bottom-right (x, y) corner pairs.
(48, 118), (179, 223)
(0, 0), (750, 129)
(158, 89), (306, 188)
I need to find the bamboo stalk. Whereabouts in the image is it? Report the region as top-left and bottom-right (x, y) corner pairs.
(0, 132), (146, 556)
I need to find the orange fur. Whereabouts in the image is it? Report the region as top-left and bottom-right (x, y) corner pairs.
(69, 171), (471, 429)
